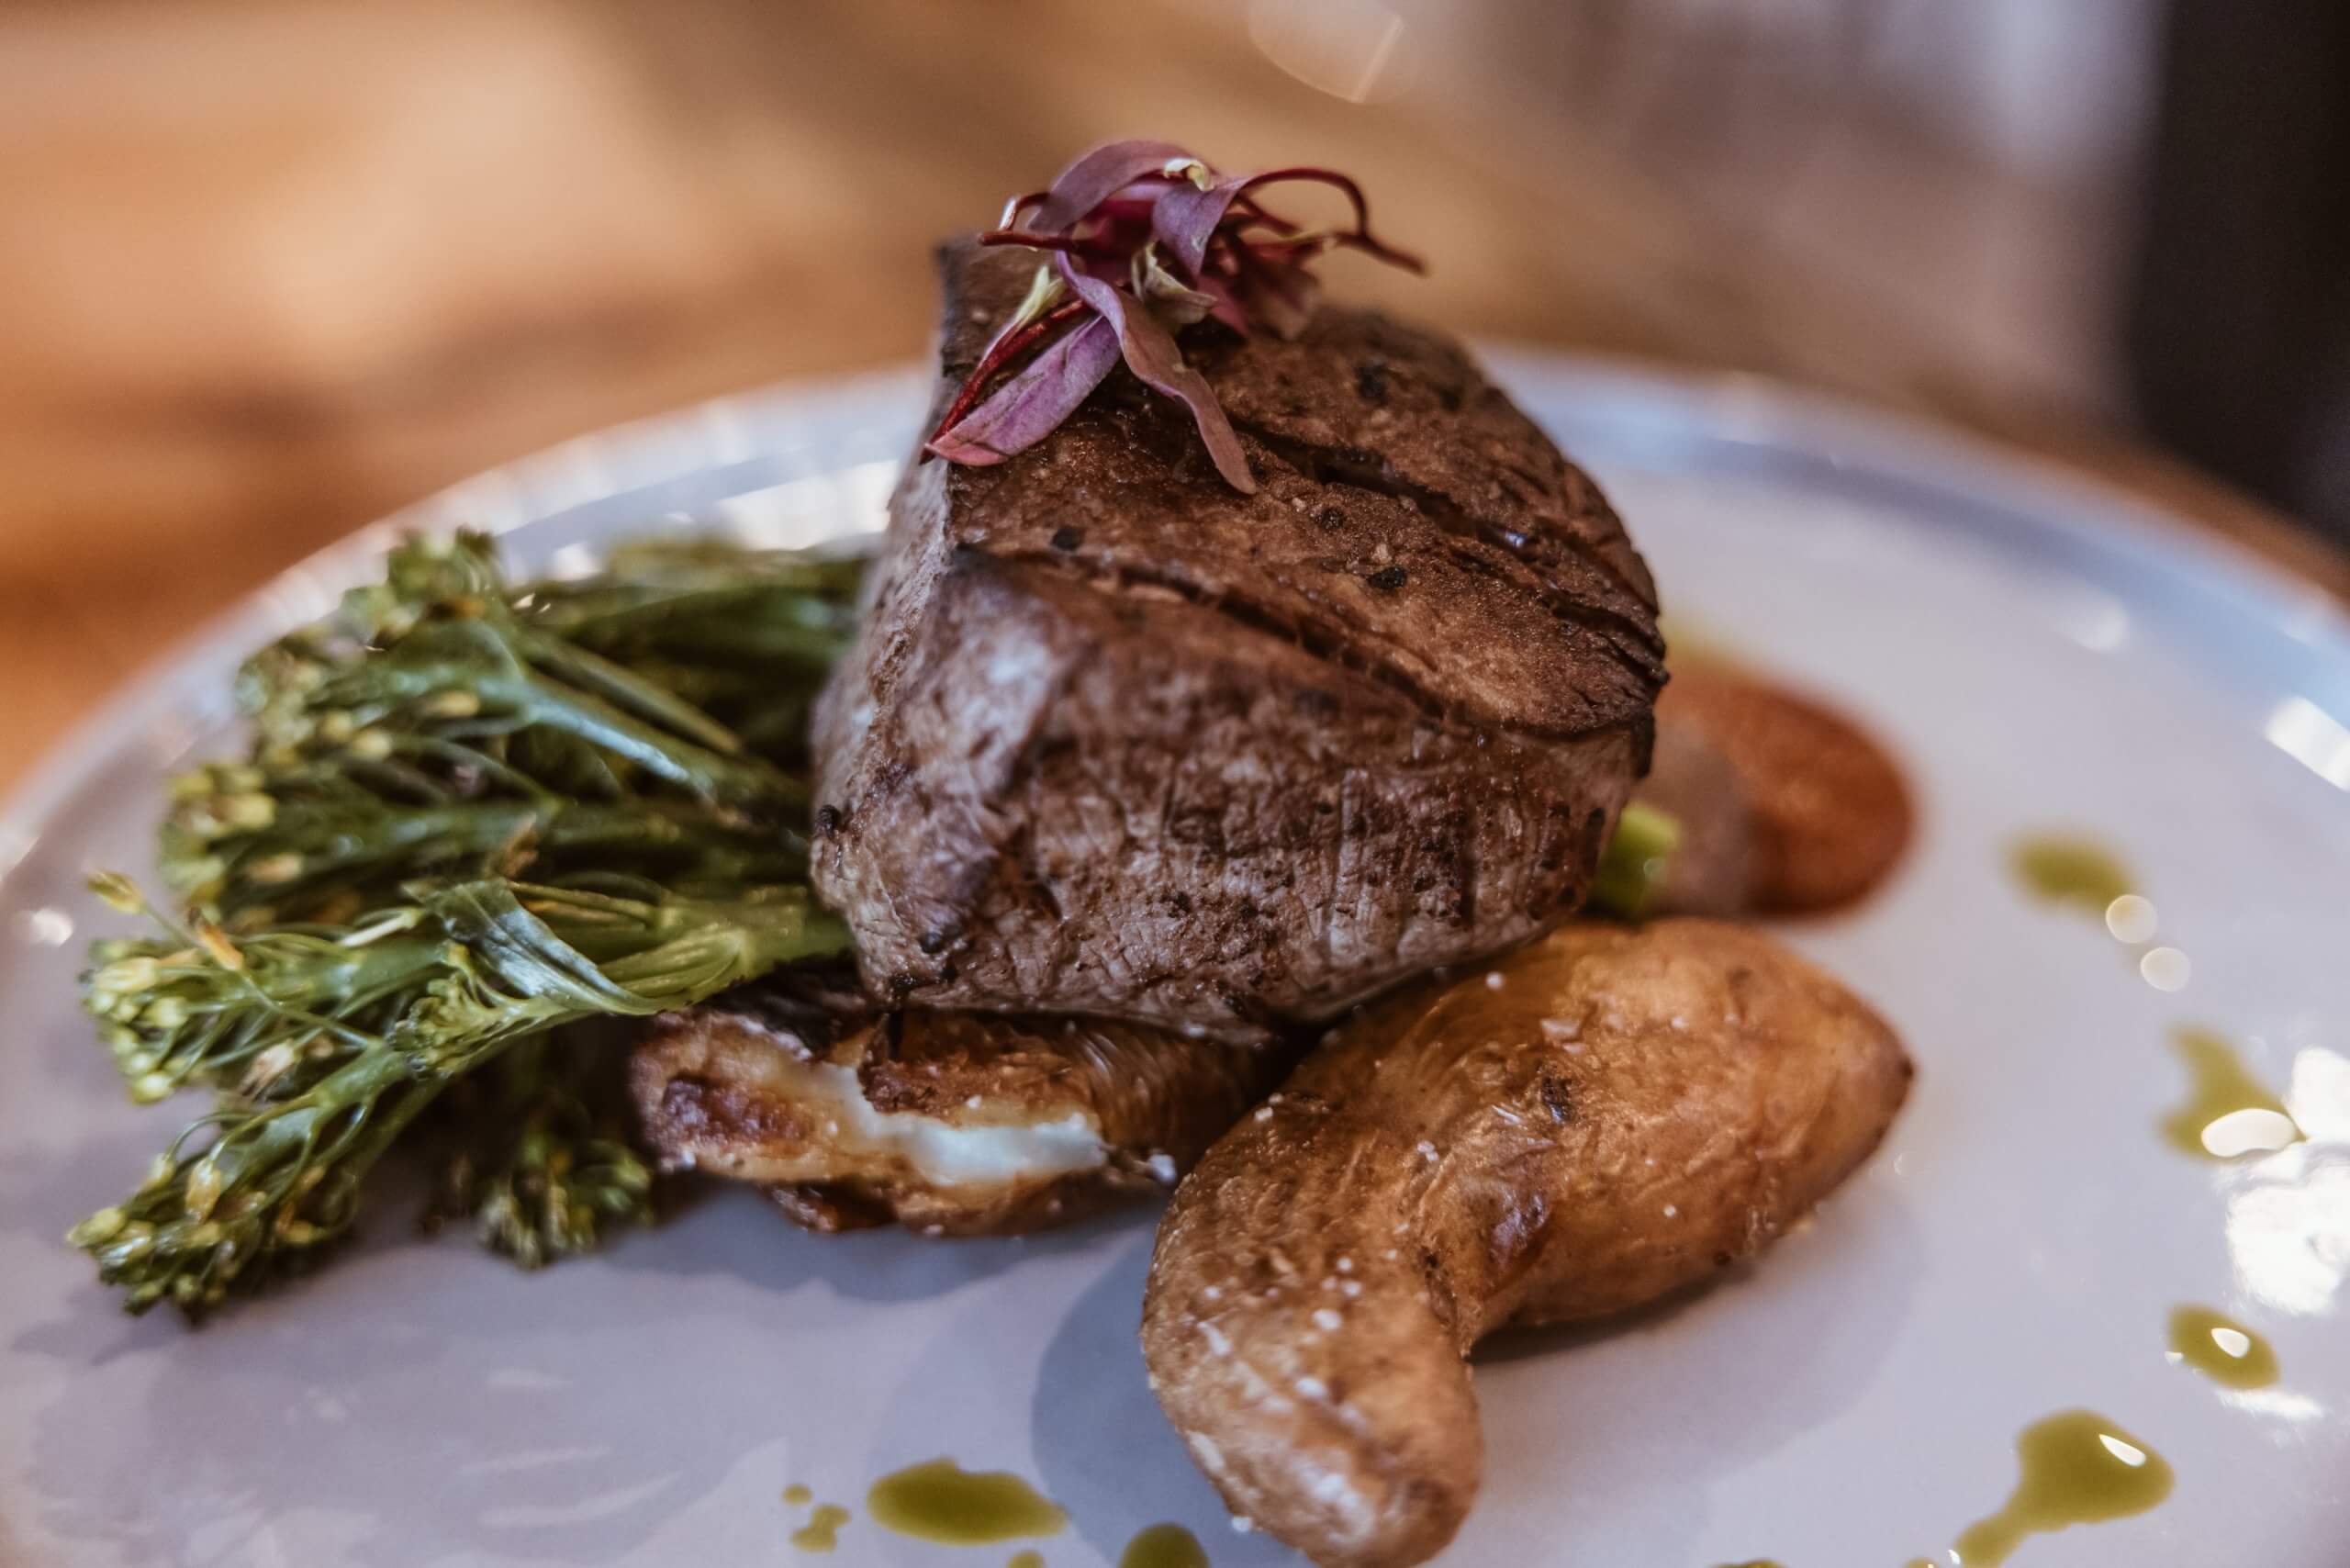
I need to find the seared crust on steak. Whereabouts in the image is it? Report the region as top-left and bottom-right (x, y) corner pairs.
(812, 242), (1665, 1035)
(630, 971), (1289, 1235)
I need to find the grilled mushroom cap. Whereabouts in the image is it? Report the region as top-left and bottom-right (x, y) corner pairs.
(632, 972), (1292, 1236)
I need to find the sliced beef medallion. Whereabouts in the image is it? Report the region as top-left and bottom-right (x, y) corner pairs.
(811, 241), (1665, 1036)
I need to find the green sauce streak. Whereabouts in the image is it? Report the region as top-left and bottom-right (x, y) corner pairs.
(788, 1503), (851, 1552)
(2010, 836), (2134, 915)
(867, 1458), (1067, 1545)
(1122, 1522), (1211, 1568)
(2161, 1028), (2301, 1159)
(1950, 1411), (2172, 1566)
(782, 1484), (812, 1506)
(2169, 1305), (2279, 1389)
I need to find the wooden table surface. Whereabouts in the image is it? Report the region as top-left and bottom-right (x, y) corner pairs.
(4, 0), (2344, 797)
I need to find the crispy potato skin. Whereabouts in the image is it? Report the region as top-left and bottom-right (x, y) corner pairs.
(1656, 662), (1912, 914)
(1140, 920), (1912, 1568)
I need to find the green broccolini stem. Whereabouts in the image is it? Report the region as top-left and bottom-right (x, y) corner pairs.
(73, 1046), (438, 1316)
(306, 637), (797, 814)
(521, 543), (865, 667)
(509, 625), (751, 759)
(171, 792), (803, 920)
(84, 913), (442, 1103)
(74, 529), (859, 1317)
(73, 879), (847, 1316)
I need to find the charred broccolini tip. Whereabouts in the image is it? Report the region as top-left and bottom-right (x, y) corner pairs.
(72, 531), (861, 1317)
(426, 1034), (657, 1271)
(80, 871), (440, 1106)
(72, 876), (845, 1316)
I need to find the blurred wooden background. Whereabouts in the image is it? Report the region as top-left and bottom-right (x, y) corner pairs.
(2, 0), (2343, 791)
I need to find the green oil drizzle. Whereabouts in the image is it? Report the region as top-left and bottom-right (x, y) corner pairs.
(2161, 1028), (2302, 1159)
(2169, 1305), (2279, 1389)
(788, 1503), (851, 1552)
(2011, 836), (2133, 915)
(1950, 1411), (2172, 1566)
(1122, 1522), (1211, 1568)
(867, 1458), (1068, 1545)
(1009, 1553), (1046, 1568)
(782, 1484), (812, 1506)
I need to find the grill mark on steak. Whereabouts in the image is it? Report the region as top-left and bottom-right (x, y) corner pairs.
(990, 547), (1470, 735)
(1232, 417), (1666, 680)
(984, 540), (1662, 754)
(1238, 415), (1642, 596)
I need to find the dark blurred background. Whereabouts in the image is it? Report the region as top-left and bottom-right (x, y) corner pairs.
(1, 0), (2344, 780)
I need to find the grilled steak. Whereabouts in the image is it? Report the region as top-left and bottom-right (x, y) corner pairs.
(811, 241), (1665, 1036)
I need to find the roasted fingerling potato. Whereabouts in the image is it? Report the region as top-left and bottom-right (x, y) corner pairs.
(1141, 919), (1913, 1568)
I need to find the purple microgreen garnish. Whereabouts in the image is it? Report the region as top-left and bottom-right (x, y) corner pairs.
(1227, 242), (1321, 341)
(926, 292), (1089, 447)
(981, 263), (1072, 361)
(1153, 171), (1268, 277)
(1193, 272), (1250, 336)
(1132, 248), (1217, 325)
(1026, 140), (1192, 232)
(1055, 253), (1255, 493)
(927, 140), (1423, 494)
(924, 314), (1122, 466)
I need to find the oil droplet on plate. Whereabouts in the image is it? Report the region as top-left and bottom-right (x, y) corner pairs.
(867, 1458), (1068, 1544)
(1949, 1410), (2171, 1566)
(1009, 1552), (1046, 1568)
(2137, 946), (2191, 991)
(2168, 1305), (2279, 1389)
(789, 1503), (851, 1552)
(2101, 893), (2157, 944)
(2010, 837), (2133, 915)
(14, 906), (73, 946)
(782, 1484), (812, 1506)
(1121, 1521), (1210, 1568)
(2162, 1029), (2302, 1159)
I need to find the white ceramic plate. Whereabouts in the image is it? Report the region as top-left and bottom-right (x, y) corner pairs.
(4, 353), (2347, 1568)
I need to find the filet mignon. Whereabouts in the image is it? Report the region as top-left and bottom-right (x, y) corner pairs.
(811, 241), (1664, 1036)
